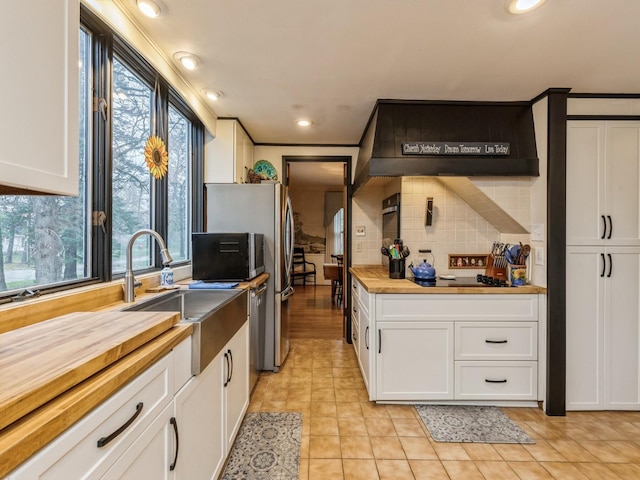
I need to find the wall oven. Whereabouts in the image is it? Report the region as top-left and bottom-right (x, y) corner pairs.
(382, 192), (401, 242)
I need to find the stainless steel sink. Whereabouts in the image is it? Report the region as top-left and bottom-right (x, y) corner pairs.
(122, 289), (247, 374)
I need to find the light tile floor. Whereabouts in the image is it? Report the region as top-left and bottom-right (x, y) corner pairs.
(248, 338), (640, 480)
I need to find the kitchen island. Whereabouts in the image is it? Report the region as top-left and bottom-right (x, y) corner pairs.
(350, 265), (546, 407)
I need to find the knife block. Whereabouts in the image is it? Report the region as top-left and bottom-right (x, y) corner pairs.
(485, 255), (506, 279)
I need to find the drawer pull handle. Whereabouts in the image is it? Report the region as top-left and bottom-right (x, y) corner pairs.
(485, 339), (508, 344)
(485, 379), (508, 383)
(365, 326), (369, 350)
(97, 402), (143, 448)
(169, 416), (179, 471)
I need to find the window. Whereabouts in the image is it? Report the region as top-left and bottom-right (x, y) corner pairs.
(167, 105), (191, 262)
(111, 57), (153, 273)
(0, 9), (204, 301)
(0, 28), (91, 294)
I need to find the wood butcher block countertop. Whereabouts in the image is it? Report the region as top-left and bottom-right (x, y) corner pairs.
(350, 265), (547, 294)
(0, 308), (192, 477)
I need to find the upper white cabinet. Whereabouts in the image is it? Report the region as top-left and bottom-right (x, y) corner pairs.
(205, 119), (254, 184)
(0, 0), (79, 195)
(566, 121), (640, 246)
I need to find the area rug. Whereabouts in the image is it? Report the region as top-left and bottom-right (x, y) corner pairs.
(415, 405), (535, 444)
(221, 412), (302, 479)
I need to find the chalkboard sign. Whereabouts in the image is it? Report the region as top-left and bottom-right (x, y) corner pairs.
(402, 142), (510, 156)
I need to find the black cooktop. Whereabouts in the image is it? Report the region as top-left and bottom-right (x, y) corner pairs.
(411, 276), (512, 287)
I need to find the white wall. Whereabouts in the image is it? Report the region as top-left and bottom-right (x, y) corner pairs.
(530, 98), (549, 287)
(253, 145), (359, 182)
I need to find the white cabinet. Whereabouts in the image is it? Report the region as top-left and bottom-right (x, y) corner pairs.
(566, 246), (640, 410)
(369, 293), (540, 404)
(567, 121), (640, 246)
(376, 321), (454, 401)
(205, 119), (254, 184)
(0, 0), (79, 195)
(172, 351), (224, 480)
(100, 404), (175, 480)
(172, 321), (248, 480)
(353, 280), (372, 393)
(224, 322), (250, 450)
(7, 340), (187, 479)
(566, 120), (640, 411)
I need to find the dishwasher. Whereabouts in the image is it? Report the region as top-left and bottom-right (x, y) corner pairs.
(249, 278), (268, 392)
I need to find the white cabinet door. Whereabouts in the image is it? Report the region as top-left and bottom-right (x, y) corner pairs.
(604, 247), (640, 409)
(0, 0), (79, 195)
(357, 307), (371, 391)
(566, 246), (605, 410)
(376, 322), (454, 401)
(204, 120), (253, 184)
(224, 322), (249, 451)
(604, 122), (640, 246)
(235, 125), (254, 184)
(100, 404), (174, 480)
(566, 121), (606, 246)
(566, 246), (640, 410)
(173, 353), (225, 480)
(567, 121), (640, 246)
(351, 300), (360, 355)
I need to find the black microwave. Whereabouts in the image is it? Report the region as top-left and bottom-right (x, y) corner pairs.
(192, 232), (265, 281)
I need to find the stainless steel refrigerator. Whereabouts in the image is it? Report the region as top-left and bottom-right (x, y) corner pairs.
(205, 183), (294, 371)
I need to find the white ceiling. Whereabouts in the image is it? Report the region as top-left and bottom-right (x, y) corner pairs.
(288, 162), (345, 188)
(116, 0), (640, 147)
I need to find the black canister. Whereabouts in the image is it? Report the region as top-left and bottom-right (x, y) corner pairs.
(389, 258), (406, 279)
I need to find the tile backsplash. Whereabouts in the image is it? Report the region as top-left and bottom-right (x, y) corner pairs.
(352, 176), (532, 276)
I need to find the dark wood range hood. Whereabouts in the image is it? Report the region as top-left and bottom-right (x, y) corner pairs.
(354, 100), (540, 192)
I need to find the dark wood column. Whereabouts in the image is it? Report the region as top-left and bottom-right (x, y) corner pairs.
(545, 88), (571, 415)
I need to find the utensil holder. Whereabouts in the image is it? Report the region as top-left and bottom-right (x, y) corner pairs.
(389, 258), (405, 279)
(508, 264), (527, 286)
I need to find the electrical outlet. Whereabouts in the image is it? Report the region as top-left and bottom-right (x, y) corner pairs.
(356, 242), (362, 252)
(535, 247), (544, 266)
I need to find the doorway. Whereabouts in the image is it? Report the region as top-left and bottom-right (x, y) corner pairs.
(282, 156), (352, 341)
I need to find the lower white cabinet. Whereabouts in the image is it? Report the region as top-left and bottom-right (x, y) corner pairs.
(170, 321), (249, 480)
(376, 322), (454, 401)
(8, 321), (250, 480)
(357, 303), (371, 391)
(224, 322), (250, 451)
(365, 293), (542, 404)
(100, 403), (175, 480)
(172, 352), (224, 480)
(566, 246), (640, 410)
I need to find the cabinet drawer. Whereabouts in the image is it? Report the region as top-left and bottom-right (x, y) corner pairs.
(455, 322), (537, 360)
(10, 351), (175, 479)
(455, 361), (537, 400)
(378, 294), (538, 321)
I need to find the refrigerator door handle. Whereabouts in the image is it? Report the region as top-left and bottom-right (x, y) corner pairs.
(285, 195), (295, 279)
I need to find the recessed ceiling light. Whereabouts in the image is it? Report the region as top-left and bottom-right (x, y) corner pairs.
(296, 119), (312, 127)
(173, 51), (201, 70)
(204, 89), (225, 101)
(506, 0), (547, 14)
(137, 0), (161, 18)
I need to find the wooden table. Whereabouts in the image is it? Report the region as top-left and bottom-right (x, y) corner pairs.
(323, 263), (343, 303)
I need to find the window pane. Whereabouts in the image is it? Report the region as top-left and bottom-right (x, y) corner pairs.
(111, 57), (152, 273)
(167, 106), (191, 262)
(0, 29), (91, 294)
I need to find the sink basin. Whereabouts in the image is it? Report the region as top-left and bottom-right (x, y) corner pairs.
(122, 289), (247, 374)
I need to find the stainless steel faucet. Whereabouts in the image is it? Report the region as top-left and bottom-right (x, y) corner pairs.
(124, 229), (173, 302)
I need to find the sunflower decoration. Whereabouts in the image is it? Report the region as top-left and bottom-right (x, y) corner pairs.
(144, 135), (168, 179)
